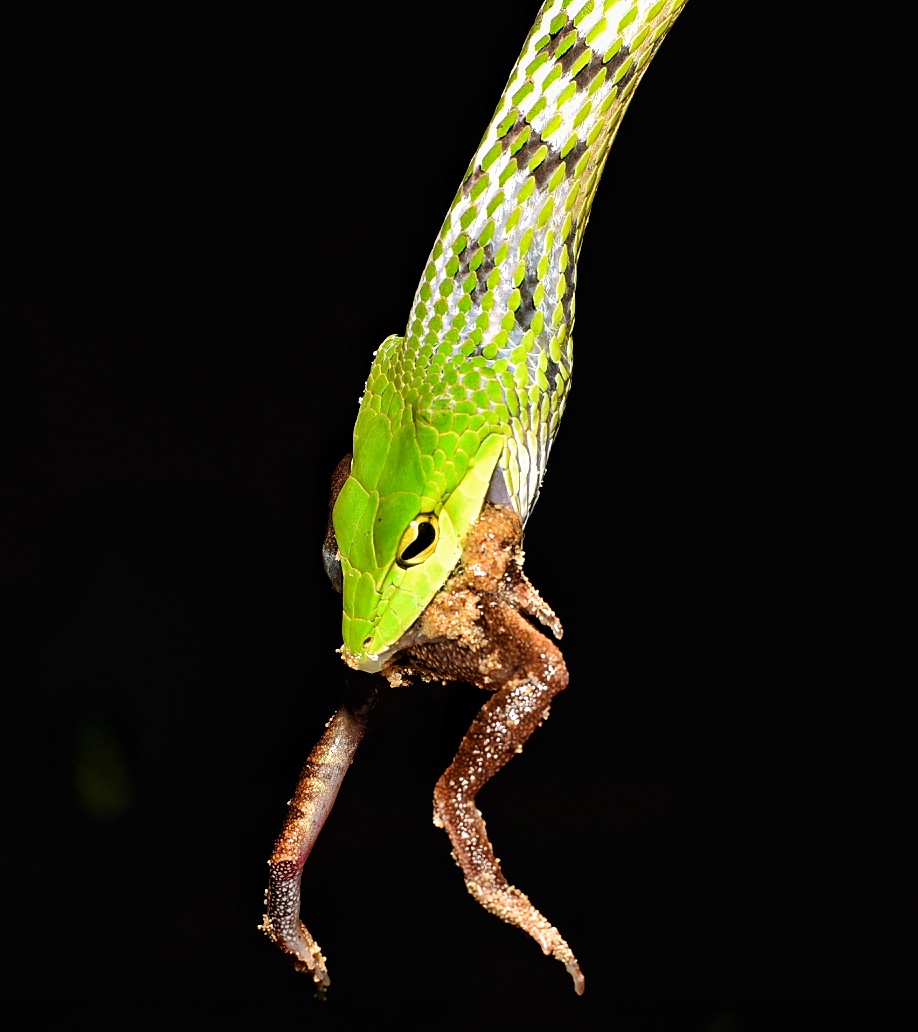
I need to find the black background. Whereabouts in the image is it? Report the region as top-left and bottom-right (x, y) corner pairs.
(4, 2), (912, 1026)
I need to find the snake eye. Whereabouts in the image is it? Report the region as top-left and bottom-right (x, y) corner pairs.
(396, 513), (439, 568)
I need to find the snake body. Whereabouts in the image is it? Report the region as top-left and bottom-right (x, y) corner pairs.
(265, 0), (688, 994)
(333, 0), (688, 670)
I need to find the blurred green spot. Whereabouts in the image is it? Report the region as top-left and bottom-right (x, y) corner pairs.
(74, 714), (135, 820)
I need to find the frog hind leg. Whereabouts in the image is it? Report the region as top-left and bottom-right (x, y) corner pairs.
(404, 504), (584, 994)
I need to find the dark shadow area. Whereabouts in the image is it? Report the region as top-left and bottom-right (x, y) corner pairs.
(4, 2), (912, 1024)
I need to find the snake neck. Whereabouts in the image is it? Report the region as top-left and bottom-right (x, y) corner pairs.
(379, 0), (689, 520)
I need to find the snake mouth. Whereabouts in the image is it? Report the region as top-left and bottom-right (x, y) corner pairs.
(339, 643), (392, 675)
(339, 623), (421, 675)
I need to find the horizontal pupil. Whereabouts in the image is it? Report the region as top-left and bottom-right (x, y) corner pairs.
(401, 520), (436, 562)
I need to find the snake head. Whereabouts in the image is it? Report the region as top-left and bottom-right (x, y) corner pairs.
(331, 341), (506, 671)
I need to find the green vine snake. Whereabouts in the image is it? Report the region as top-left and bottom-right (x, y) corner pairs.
(262, 0), (689, 995)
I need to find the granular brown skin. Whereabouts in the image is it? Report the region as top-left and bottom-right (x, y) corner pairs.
(387, 504), (583, 993)
(405, 503), (564, 688)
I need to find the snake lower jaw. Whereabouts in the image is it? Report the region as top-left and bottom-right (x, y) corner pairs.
(339, 623), (423, 675)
